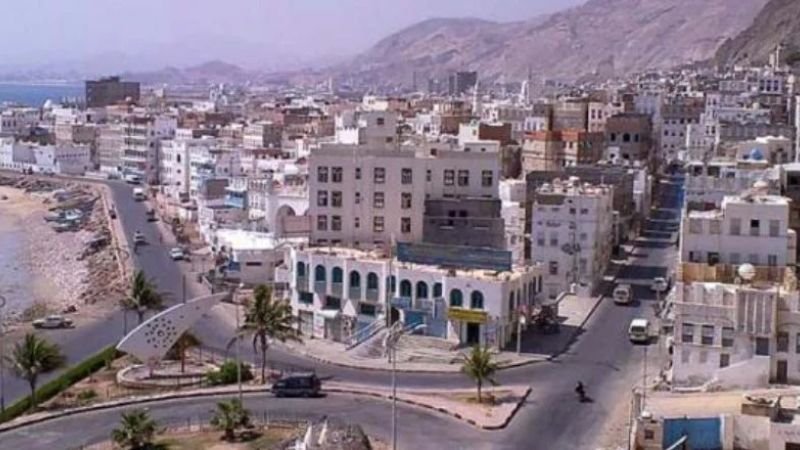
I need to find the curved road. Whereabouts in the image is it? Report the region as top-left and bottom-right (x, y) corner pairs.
(0, 174), (685, 449)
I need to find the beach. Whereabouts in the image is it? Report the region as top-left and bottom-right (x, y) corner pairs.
(0, 178), (126, 330)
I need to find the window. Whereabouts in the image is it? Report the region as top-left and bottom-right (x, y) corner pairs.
(709, 220), (721, 235)
(355, 192), (361, 204)
(315, 265), (326, 282)
(755, 337), (770, 356)
(317, 166), (328, 183)
(316, 215), (328, 231)
(401, 192), (412, 209)
(778, 332), (790, 352)
(367, 273), (379, 290)
(722, 327), (734, 347)
(768, 254), (778, 266)
(681, 323), (694, 344)
(400, 280), (412, 297)
(750, 219), (760, 236)
(689, 219), (702, 234)
(719, 353), (730, 368)
(536, 232), (545, 247)
(457, 170), (469, 186)
(644, 429), (655, 441)
(332, 166), (343, 183)
(376, 117), (385, 126)
(770, 219), (780, 237)
(444, 170), (455, 186)
(354, 217), (360, 228)
(331, 215), (342, 231)
(355, 167), (361, 180)
(470, 291), (484, 309)
(324, 296), (341, 310)
(374, 167), (385, 184)
(549, 233), (558, 247)
(426, 169), (432, 182)
(349, 271), (361, 288)
(373, 216), (385, 232)
(729, 218), (741, 236)
(450, 289), (463, 307)
(359, 303), (376, 316)
(796, 333), (800, 353)
(317, 190), (328, 207)
(548, 261), (558, 275)
(331, 191), (342, 208)
(299, 292), (313, 305)
(373, 192), (385, 208)
(401, 217), (411, 234)
(401, 168), (413, 185)
(416, 282), (429, 299)
(332, 267), (343, 283)
(701, 325), (714, 345)
(433, 282), (443, 298)
(481, 170), (493, 187)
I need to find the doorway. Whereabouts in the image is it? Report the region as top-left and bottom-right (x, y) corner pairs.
(466, 322), (481, 345)
(777, 360), (788, 384)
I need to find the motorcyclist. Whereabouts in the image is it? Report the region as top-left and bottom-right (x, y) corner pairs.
(575, 381), (586, 400)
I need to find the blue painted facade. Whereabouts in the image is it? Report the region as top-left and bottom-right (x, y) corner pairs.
(662, 417), (721, 450)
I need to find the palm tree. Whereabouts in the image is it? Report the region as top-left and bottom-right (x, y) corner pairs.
(461, 345), (499, 404)
(6, 333), (65, 410)
(238, 285), (300, 383)
(168, 331), (201, 373)
(111, 409), (158, 449)
(122, 270), (165, 324)
(210, 398), (251, 441)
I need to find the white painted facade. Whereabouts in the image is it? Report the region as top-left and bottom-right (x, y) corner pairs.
(121, 116), (177, 184)
(285, 246), (543, 349)
(531, 178), (614, 298)
(334, 110), (398, 146)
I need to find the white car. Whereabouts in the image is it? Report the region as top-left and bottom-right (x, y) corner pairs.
(651, 277), (669, 293)
(613, 284), (632, 305)
(169, 247), (185, 261)
(33, 315), (74, 329)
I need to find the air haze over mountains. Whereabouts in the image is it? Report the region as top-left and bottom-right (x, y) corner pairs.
(0, 0), (782, 85)
(715, 0), (800, 69)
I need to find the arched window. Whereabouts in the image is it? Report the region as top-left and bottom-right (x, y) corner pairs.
(296, 262), (306, 277)
(623, 133), (631, 143)
(450, 289), (463, 307)
(332, 267), (343, 284)
(416, 281), (429, 299)
(433, 282), (443, 298)
(471, 291), (484, 309)
(349, 271), (361, 288)
(314, 264), (326, 282)
(367, 272), (379, 290)
(400, 280), (412, 297)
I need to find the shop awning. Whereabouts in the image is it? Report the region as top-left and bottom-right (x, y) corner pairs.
(317, 309), (341, 320)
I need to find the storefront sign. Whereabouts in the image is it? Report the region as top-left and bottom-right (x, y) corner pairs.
(447, 307), (488, 324)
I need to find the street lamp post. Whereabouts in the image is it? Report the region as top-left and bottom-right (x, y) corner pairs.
(385, 322), (425, 450)
(0, 294), (6, 413)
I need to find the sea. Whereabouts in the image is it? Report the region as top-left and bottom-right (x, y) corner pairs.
(0, 82), (84, 107)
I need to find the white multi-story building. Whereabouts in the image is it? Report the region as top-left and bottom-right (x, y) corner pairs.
(334, 110), (398, 146)
(530, 177), (614, 298)
(685, 160), (780, 209)
(309, 142), (500, 250)
(681, 191), (796, 268)
(0, 139), (90, 174)
(243, 121), (282, 150)
(672, 188), (800, 388)
(500, 179), (528, 266)
(120, 115), (176, 183)
(160, 137), (219, 202)
(283, 246), (542, 349)
(0, 107), (39, 136)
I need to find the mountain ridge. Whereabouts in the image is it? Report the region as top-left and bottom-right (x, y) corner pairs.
(714, 0), (800, 68)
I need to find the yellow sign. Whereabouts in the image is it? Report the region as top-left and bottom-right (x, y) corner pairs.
(447, 308), (488, 324)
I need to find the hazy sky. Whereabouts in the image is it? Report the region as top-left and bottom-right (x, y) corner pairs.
(0, 0), (585, 70)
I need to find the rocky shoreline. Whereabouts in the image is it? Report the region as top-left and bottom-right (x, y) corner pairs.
(0, 175), (126, 329)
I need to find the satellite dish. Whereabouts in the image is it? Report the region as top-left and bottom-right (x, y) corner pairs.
(738, 263), (756, 282)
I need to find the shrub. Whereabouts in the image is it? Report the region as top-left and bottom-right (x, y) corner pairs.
(77, 389), (97, 402)
(206, 361), (253, 386)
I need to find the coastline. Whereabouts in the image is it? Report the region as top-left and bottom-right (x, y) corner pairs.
(0, 181), (125, 332)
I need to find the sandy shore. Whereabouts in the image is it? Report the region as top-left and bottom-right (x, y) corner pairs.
(0, 181), (125, 331)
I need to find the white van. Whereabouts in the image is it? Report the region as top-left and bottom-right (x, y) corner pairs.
(132, 187), (146, 201)
(613, 284), (633, 305)
(628, 318), (650, 343)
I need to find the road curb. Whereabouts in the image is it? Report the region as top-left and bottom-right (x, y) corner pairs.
(0, 383), (530, 434)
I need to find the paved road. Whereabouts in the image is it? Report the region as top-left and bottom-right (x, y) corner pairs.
(0, 174), (685, 449)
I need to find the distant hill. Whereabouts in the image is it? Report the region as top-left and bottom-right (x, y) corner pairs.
(123, 60), (251, 85)
(714, 0), (800, 68)
(336, 0), (769, 84)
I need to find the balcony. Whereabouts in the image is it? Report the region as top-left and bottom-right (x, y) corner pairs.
(314, 280), (327, 294)
(366, 288), (380, 302)
(296, 275), (308, 291)
(349, 286), (362, 301)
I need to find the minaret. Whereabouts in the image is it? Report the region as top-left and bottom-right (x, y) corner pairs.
(472, 80), (481, 118)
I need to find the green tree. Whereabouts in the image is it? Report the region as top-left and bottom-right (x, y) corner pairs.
(210, 398), (251, 441)
(111, 409), (158, 450)
(460, 345), (499, 404)
(122, 270), (165, 324)
(167, 331), (201, 373)
(238, 285), (300, 383)
(5, 333), (65, 410)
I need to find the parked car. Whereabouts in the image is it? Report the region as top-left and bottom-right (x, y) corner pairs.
(33, 315), (74, 329)
(125, 174), (142, 184)
(651, 276), (670, 293)
(132, 187), (145, 201)
(133, 231), (146, 245)
(271, 373), (322, 398)
(613, 284), (633, 305)
(146, 208), (157, 222)
(628, 318), (650, 344)
(169, 247), (185, 261)
(109, 207), (117, 219)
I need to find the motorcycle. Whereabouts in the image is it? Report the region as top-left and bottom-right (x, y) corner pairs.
(575, 382), (587, 402)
